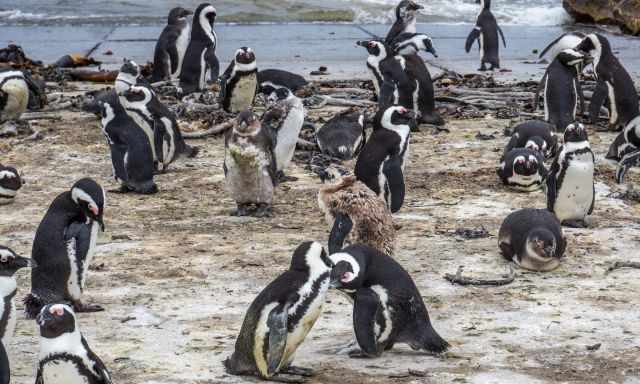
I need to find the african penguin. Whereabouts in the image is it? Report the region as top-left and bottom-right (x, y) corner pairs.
(465, 0), (506, 71)
(355, 106), (416, 213)
(385, 0), (424, 44)
(258, 69), (308, 95)
(0, 246), (34, 346)
(390, 32), (438, 57)
(179, 3), (219, 95)
(546, 123), (595, 228)
(25, 178), (106, 318)
(329, 244), (449, 357)
(224, 110), (277, 217)
(0, 69), (29, 124)
(224, 241), (333, 381)
(538, 32), (586, 62)
(0, 339), (7, 384)
(503, 120), (558, 159)
(220, 47), (258, 113)
(315, 108), (366, 160)
(498, 148), (548, 192)
(499, 208), (566, 272)
(0, 164), (22, 205)
(151, 7), (193, 82)
(35, 304), (112, 384)
(114, 59), (143, 96)
(402, 53), (443, 125)
(614, 116), (640, 183)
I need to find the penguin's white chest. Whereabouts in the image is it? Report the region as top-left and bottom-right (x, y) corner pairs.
(275, 105), (305, 171)
(229, 73), (257, 113)
(607, 81), (618, 124)
(172, 24), (191, 79)
(0, 276), (17, 345)
(42, 360), (90, 384)
(554, 155), (594, 221)
(1, 78), (29, 120)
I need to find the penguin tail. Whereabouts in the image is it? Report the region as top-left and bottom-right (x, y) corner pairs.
(23, 293), (45, 319)
(417, 324), (450, 354)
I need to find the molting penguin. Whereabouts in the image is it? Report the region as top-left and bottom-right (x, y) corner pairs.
(385, 0), (424, 44)
(465, 0), (506, 71)
(258, 69), (308, 95)
(0, 246), (34, 346)
(390, 33), (438, 57)
(355, 106), (416, 213)
(614, 116), (640, 183)
(499, 208), (566, 272)
(498, 148), (547, 192)
(546, 123), (595, 228)
(329, 244), (449, 357)
(224, 241), (333, 381)
(179, 3), (219, 95)
(224, 110), (277, 217)
(220, 47), (258, 113)
(35, 304), (112, 384)
(0, 164), (22, 205)
(151, 7), (193, 82)
(25, 178), (106, 318)
(315, 108), (366, 160)
(503, 120), (558, 159)
(0, 69), (29, 125)
(538, 32), (586, 62)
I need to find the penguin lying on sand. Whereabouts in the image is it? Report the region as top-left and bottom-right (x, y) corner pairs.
(498, 148), (547, 192)
(315, 108), (366, 160)
(0, 164), (22, 205)
(258, 69), (308, 95)
(220, 47), (258, 113)
(152, 7), (193, 82)
(385, 0), (424, 44)
(503, 120), (557, 159)
(0, 246), (34, 346)
(465, 0), (506, 71)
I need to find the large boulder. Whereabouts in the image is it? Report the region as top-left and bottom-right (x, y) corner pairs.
(563, 0), (640, 35)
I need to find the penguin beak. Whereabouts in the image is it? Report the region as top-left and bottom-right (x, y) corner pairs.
(9, 255), (35, 270)
(356, 41), (369, 48)
(328, 213), (353, 255)
(428, 46), (438, 57)
(410, 2), (424, 10)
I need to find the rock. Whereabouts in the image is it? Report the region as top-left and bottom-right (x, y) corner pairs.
(613, 0), (640, 35)
(563, 0), (640, 35)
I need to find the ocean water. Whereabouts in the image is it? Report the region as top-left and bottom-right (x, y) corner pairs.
(0, 0), (569, 26)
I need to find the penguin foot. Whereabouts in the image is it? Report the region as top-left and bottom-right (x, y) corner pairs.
(562, 219), (588, 228)
(232, 204), (251, 217)
(281, 366), (314, 377)
(254, 204), (273, 218)
(348, 349), (374, 359)
(73, 302), (105, 313)
(277, 171), (298, 183)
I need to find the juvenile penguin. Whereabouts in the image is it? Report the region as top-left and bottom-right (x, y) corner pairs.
(179, 3), (219, 94)
(220, 47), (258, 113)
(355, 106), (416, 213)
(465, 0), (506, 71)
(224, 110), (277, 217)
(0, 340), (7, 384)
(498, 148), (547, 192)
(614, 116), (640, 183)
(0, 246), (34, 346)
(385, 0), (424, 44)
(503, 120), (557, 159)
(258, 69), (308, 95)
(224, 242), (333, 381)
(35, 304), (112, 384)
(546, 123), (595, 228)
(576, 33), (639, 131)
(315, 108), (366, 160)
(499, 208), (566, 272)
(390, 33), (438, 57)
(0, 69), (29, 125)
(0, 164), (22, 205)
(151, 7), (193, 82)
(25, 178), (106, 318)
(329, 244), (449, 357)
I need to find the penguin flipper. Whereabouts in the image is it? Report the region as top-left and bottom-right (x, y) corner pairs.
(498, 26), (507, 48)
(0, 341), (9, 384)
(589, 80), (608, 124)
(465, 28), (481, 53)
(206, 47), (220, 82)
(353, 289), (382, 357)
(65, 222), (91, 262)
(266, 301), (291, 376)
(546, 153), (560, 211)
(383, 155), (405, 213)
(82, 337), (112, 384)
(533, 71), (547, 111)
(575, 77), (586, 116)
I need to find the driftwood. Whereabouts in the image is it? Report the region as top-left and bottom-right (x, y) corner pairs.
(317, 87), (370, 96)
(445, 265), (515, 286)
(296, 138), (318, 150)
(606, 261), (640, 274)
(182, 121), (233, 139)
(65, 69), (118, 83)
(21, 112), (63, 121)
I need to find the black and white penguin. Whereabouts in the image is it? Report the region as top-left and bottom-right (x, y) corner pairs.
(497, 148), (547, 192)
(35, 304), (112, 384)
(465, 0), (506, 71)
(355, 106), (416, 213)
(224, 241), (333, 381)
(499, 208), (566, 272)
(151, 7), (193, 82)
(224, 110), (277, 217)
(0, 246), (33, 346)
(114, 59), (143, 96)
(403, 53), (443, 125)
(385, 0), (424, 44)
(0, 339), (8, 384)
(390, 33), (438, 57)
(546, 123), (595, 228)
(257, 69), (308, 95)
(538, 31), (586, 62)
(329, 244), (449, 357)
(0, 69), (29, 124)
(614, 116), (640, 183)
(220, 47), (258, 113)
(179, 3), (219, 95)
(0, 164), (22, 205)
(261, 88), (305, 181)
(503, 120), (558, 159)
(315, 108), (366, 160)
(25, 178), (106, 318)
(576, 33), (639, 131)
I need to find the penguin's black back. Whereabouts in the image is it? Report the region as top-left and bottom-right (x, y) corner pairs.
(355, 127), (401, 195)
(499, 209), (562, 255)
(258, 69), (307, 92)
(477, 9), (500, 61)
(0, 340), (8, 384)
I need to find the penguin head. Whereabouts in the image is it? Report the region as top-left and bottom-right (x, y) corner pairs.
(195, 3), (217, 27)
(379, 106), (417, 132)
(356, 40), (390, 58)
(168, 7), (193, 24)
(329, 251), (363, 289)
(556, 49), (590, 73)
(235, 47), (256, 66)
(267, 87), (292, 105)
(37, 304), (77, 339)
(420, 35), (438, 57)
(119, 59), (140, 78)
(397, 1), (423, 21)
(318, 165), (352, 184)
(576, 34), (609, 63)
(0, 165), (23, 196)
(564, 123), (588, 143)
(234, 110), (261, 135)
(289, 241), (333, 274)
(0, 246), (34, 277)
(524, 136), (546, 154)
(523, 228), (559, 270)
(512, 152), (540, 176)
(70, 178), (105, 231)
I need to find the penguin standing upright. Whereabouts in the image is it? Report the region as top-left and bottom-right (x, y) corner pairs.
(0, 69), (29, 125)
(465, 0), (506, 71)
(152, 7), (193, 82)
(385, 1), (424, 44)
(355, 106), (416, 213)
(220, 47), (258, 113)
(224, 242), (333, 381)
(25, 178), (106, 318)
(0, 164), (22, 205)
(0, 246), (33, 346)
(315, 108), (366, 160)
(35, 304), (112, 384)
(179, 3), (219, 94)
(546, 123), (595, 228)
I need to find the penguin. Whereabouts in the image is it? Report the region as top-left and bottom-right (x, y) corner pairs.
(606, 130), (636, 162)
(315, 108), (366, 160)
(465, 0), (506, 71)
(261, 88), (305, 181)
(0, 164), (22, 205)
(0, 246), (34, 346)
(385, 0), (424, 44)
(497, 148), (547, 192)
(258, 69), (308, 95)
(614, 116), (640, 183)
(98, 91), (158, 194)
(403, 53), (444, 125)
(546, 123), (595, 228)
(389, 33), (438, 57)
(355, 106), (416, 213)
(576, 33), (639, 131)
(151, 7), (193, 82)
(0, 69), (29, 123)
(114, 59), (143, 96)
(0, 339), (8, 384)
(503, 120), (558, 159)
(220, 47), (258, 113)
(179, 3), (219, 95)
(499, 208), (566, 272)
(25, 178), (106, 318)
(224, 110), (277, 217)
(35, 304), (112, 384)
(329, 244), (449, 358)
(538, 31), (586, 62)
(224, 241), (333, 381)
(318, 171), (396, 256)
